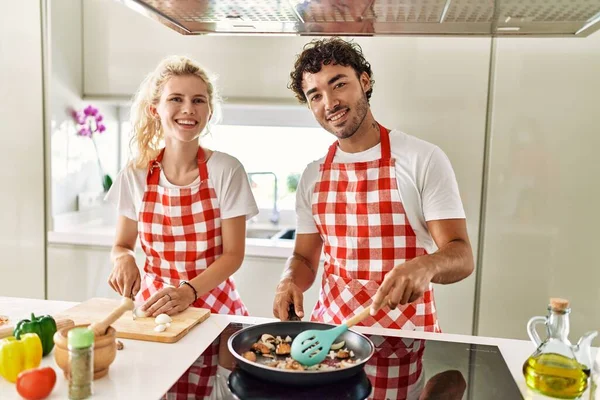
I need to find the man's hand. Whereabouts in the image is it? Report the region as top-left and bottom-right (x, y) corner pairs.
(273, 278), (305, 321)
(370, 260), (434, 315)
(370, 219), (474, 316)
(272, 235), (323, 320)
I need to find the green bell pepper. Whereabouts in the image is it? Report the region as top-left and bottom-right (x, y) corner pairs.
(13, 314), (57, 357)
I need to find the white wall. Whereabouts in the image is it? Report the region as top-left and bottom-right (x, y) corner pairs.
(0, 2), (46, 298)
(49, 0), (119, 217)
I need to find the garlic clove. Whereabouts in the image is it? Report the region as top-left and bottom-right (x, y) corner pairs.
(263, 341), (275, 350)
(261, 334), (275, 343)
(133, 307), (149, 319)
(154, 324), (167, 332)
(330, 340), (345, 350)
(155, 314), (172, 325)
(166, 322), (171, 328)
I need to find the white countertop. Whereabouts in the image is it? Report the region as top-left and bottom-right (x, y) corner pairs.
(0, 297), (595, 400)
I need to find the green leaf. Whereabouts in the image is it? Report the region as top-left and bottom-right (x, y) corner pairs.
(286, 173), (300, 193)
(103, 174), (113, 192)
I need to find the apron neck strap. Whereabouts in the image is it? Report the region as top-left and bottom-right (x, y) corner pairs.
(146, 147), (209, 185)
(196, 147), (209, 181)
(324, 123), (391, 166)
(379, 124), (391, 159)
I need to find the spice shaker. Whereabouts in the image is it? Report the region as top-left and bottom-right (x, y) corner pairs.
(68, 327), (94, 400)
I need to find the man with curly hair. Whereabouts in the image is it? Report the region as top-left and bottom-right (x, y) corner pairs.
(274, 37), (474, 332)
(272, 37), (474, 397)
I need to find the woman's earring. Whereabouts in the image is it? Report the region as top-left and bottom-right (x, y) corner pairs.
(155, 119), (161, 133)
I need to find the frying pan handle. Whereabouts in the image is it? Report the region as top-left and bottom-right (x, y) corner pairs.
(345, 306), (372, 328)
(288, 303), (301, 321)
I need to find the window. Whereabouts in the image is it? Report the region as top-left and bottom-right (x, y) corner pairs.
(203, 125), (332, 210)
(118, 105), (332, 211)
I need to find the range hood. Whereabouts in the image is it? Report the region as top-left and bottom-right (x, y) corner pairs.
(119, 0), (600, 37)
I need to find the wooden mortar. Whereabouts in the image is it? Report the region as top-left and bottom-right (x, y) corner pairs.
(53, 296), (133, 380)
(53, 324), (117, 380)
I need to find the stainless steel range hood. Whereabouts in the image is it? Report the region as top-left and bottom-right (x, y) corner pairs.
(118, 0), (600, 37)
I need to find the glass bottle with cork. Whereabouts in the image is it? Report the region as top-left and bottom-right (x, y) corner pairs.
(523, 297), (597, 399)
(591, 350), (600, 400)
(68, 327), (94, 400)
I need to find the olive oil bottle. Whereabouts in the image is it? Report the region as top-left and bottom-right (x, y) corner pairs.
(523, 298), (597, 399)
(523, 353), (589, 399)
(590, 349), (600, 400)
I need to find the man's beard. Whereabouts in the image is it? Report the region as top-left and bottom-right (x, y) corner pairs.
(322, 92), (369, 140)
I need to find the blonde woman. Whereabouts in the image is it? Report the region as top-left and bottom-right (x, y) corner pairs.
(106, 55), (258, 397)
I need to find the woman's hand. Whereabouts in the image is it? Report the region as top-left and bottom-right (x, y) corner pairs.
(107, 254), (141, 298)
(140, 285), (195, 317)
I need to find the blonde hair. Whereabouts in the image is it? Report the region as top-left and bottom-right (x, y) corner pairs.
(129, 55), (221, 169)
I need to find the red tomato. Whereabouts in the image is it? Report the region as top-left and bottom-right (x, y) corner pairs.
(16, 367), (57, 400)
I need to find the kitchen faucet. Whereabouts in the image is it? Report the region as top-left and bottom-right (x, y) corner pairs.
(248, 172), (279, 225)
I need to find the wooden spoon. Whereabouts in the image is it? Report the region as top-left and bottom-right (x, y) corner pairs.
(89, 297), (134, 337)
(290, 305), (372, 366)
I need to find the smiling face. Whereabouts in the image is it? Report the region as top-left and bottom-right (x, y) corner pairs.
(152, 75), (212, 143)
(302, 63), (371, 140)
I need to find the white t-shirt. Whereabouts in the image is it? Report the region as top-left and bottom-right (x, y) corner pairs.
(105, 151), (259, 222)
(296, 129), (465, 254)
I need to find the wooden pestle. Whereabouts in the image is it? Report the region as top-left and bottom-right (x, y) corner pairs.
(89, 297), (134, 337)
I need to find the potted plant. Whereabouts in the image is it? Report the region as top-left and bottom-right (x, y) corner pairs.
(72, 105), (112, 192)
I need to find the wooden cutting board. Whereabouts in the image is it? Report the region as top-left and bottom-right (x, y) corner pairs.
(55, 298), (211, 343)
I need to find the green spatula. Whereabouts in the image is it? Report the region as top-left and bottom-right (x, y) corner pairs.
(290, 306), (373, 366)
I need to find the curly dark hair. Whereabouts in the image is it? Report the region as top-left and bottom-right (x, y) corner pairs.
(288, 37), (375, 104)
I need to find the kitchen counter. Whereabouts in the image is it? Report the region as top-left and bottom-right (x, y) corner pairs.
(0, 297), (595, 400)
(48, 214), (296, 259)
(48, 229), (295, 259)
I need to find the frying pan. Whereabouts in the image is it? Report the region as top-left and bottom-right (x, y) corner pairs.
(228, 368), (372, 399)
(227, 321), (375, 386)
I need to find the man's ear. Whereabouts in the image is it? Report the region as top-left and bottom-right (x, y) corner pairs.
(360, 71), (371, 92)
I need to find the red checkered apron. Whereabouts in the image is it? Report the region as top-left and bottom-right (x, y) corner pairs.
(137, 147), (248, 399)
(309, 125), (440, 399)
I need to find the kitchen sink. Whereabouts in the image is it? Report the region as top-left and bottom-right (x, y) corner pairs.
(271, 228), (295, 240)
(246, 227), (280, 239)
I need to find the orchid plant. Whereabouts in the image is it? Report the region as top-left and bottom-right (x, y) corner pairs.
(73, 105), (112, 192)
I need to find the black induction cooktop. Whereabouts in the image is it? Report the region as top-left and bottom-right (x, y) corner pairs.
(203, 323), (523, 400)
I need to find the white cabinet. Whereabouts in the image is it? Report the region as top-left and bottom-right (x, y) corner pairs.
(47, 244), (145, 302)
(477, 34), (600, 341)
(0, 1), (45, 300)
(232, 256), (324, 320)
